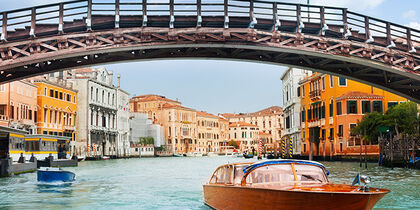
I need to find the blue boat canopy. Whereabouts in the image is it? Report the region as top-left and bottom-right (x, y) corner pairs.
(243, 160), (329, 175)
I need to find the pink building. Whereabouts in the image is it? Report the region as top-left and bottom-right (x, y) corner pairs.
(0, 81), (38, 133)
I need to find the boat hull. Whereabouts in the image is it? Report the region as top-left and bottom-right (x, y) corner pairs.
(37, 170), (75, 182)
(203, 184), (388, 210)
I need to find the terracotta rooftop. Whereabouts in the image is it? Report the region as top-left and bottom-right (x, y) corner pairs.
(221, 106), (283, 119)
(335, 91), (384, 101)
(197, 111), (218, 118)
(131, 94), (180, 104)
(229, 122), (258, 127)
(161, 103), (195, 111)
(259, 131), (271, 136)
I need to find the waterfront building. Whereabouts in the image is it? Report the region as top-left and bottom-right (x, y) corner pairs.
(129, 112), (165, 156)
(0, 81), (37, 134)
(116, 75), (131, 157)
(218, 117), (230, 153)
(299, 73), (409, 159)
(197, 111), (221, 154)
(66, 67), (118, 158)
(281, 68), (311, 156)
(32, 77), (77, 155)
(129, 94), (197, 155)
(228, 122), (260, 152)
(221, 106), (283, 153)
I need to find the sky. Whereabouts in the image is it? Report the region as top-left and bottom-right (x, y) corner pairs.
(1, 0), (419, 114)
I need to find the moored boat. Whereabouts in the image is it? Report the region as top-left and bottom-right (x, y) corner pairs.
(243, 154), (253, 159)
(203, 160), (389, 210)
(37, 167), (75, 183)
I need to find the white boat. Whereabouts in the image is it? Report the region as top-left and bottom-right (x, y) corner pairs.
(186, 152), (195, 157)
(194, 152), (203, 157)
(207, 152), (218, 157)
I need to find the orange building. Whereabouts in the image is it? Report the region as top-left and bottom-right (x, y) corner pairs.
(299, 73), (409, 159)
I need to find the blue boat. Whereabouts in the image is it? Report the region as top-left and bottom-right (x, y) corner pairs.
(37, 167), (75, 182)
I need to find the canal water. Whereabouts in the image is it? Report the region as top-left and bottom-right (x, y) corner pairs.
(0, 157), (419, 209)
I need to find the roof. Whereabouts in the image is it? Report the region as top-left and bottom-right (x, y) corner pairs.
(243, 160), (328, 174)
(335, 91), (384, 101)
(131, 94), (181, 104)
(229, 122), (258, 127)
(258, 131), (271, 136)
(197, 111), (218, 118)
(161, 103), (195, 111)
(222, 106), (283, 119)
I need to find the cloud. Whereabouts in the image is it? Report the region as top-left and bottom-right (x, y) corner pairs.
(310, 0), (385, 11)
(407, 22), (420, 30)
(403, 10), (417, 21)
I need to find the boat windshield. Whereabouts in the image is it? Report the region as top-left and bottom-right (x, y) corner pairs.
(244, 163), (327, 186)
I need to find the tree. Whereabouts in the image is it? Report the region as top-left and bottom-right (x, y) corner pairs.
(384, 102), (418, 136)
(353, 111), (385, 144)
(139, 137), (154, 145)
(228, 140), (239, 149)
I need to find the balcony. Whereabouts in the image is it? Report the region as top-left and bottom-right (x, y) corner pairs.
(309, 90), (321, 100)
(329, 117), (334, 125)
(63, 125), (75, 130)
(0, 115), (9, 121)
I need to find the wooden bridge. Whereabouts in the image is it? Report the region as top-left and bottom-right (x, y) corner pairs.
(0, 0), (419, 102)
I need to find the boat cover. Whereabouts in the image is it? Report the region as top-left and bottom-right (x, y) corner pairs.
(243, 160), (328, 175)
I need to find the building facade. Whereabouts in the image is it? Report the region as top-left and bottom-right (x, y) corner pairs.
(33, 77), (78, 155)
(129, 112), (165, 156)
(67, 67), (118, 158)
(221, 106), (283, 153)
(197, 111), (221, 154)
(0, 81), (37, 134)
(228, 122), (260, 152)
(281, 68), (311, 156)
(299, 73), (409, 159)
(116, 75), (131, 157)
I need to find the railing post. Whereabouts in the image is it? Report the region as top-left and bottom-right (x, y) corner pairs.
(320, 7), (328, 35)
(407, 28), (416, 53)
(364, 16), (373, 43)
(296, 4), (303, 33)
(197, 0), (202, 27)
(1, 12), (7, 41)
(115, 0), (120, 28)
(386, 22), (395, 48)
(142, 0), (147, 27)
(87, 0), (92, 31)
(30, 8), (36, 37)
(224, 0), (229, 28)
(249, 0), (257, 28)
(342, 8), (351, 39)
(59, 3), (64, 34)
(169, 0), (174, 28)
(272, 2), (280, 31)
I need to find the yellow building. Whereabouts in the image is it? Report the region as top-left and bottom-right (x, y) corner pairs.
(33, 78), (77, 154)
(299, 73), (409, 159)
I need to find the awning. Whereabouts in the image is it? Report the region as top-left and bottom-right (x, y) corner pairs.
(311, 101), (321, 106)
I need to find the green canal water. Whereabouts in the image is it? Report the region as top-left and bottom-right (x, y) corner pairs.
(0, 157), (419, 209)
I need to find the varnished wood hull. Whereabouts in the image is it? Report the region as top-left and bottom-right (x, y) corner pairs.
(203, 184), (388, 210)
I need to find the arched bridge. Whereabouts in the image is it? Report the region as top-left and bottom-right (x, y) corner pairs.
(0, 0), (420, 102)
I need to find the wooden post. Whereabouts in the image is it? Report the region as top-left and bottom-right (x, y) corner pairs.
(407, 28), (416, 53)
(30, 8), (36, 37)
(342, 8), (350, 39)
(59, 3), (64, 34)
(196, 0), (202, 27)
(169, 0), (174, 28)
(142, 0), (148, 27)
(1, 12), (7, 41)
(309, 142), (313, 160)
(297, 4), (303, 33)
(272, 2), (280, 31)
(320, 6), (328, 35)
(115, 0), (120, 28)
(249, 0), (256, 28)
(224, 0), (228, 28)
(365, 138), (367, 168)
(386, 22), (394, 48)
(87, 0), (92, 31)
(365, 16), (373, 43)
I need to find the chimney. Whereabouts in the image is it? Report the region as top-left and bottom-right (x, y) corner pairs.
(117, 74), (121, 88)
(109, 70), (113, 86)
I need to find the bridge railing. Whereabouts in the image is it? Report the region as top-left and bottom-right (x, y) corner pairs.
(0, 0), (418, 53)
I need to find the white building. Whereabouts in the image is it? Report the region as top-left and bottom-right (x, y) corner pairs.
(116, 75), (131, 157)
(129, 112), (164, 156)
(280, 67), (311, 155)
(67, 67), (118, 159)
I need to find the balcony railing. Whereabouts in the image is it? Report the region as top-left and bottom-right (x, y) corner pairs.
(0, 115), (9, 121)
(309, 90), (321, 99)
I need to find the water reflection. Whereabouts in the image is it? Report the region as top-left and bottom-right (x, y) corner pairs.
(37, 183), (73, 194)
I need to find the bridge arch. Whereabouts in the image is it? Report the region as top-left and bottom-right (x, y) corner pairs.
(0, 0), (419, 102)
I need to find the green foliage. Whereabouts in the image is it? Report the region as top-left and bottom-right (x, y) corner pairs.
(353, 112), (384, 143)
(228, 140), (239, 149)
(155, 146), (165, 151)
(384, 102), (419, 135)
(139, 137), (154, 145)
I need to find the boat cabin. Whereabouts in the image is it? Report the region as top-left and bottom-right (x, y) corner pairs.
(209, 160), (329, 187)
(24, 135), (71, 160)
(0, 126), (28, 161)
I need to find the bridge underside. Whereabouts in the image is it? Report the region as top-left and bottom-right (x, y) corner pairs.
(0, 19), (419, 102)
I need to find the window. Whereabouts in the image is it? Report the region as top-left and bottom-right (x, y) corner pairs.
(347, 100), (357, 114)
(329, 128), (334, 140)
(302, 85), (305, 97)
(373, 101), (383, 113)
(55, 91), (58, 98)
(350, 124), (357, 136)
(361, 101), (371, 114)
(297, 87), (301, 97)
(338, 125), (343, 137)
(303, 143), (306, 153)
(338, 77), (347, 86)
(329, 75), (333, 87)
(91, 87), (93, 100)
(301, 107), (306, 122)
(59, 92), (63, 100)
(388, 102), (398, 109)
(50, 89), (54, 97)
(329, 100), (333, 117)
(322, 76), (325, 90)
(67, 94), (71, 102)
(336, 102), (342, 115)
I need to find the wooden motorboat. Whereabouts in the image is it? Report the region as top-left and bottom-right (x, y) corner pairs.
(203, 160), (389, 210)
